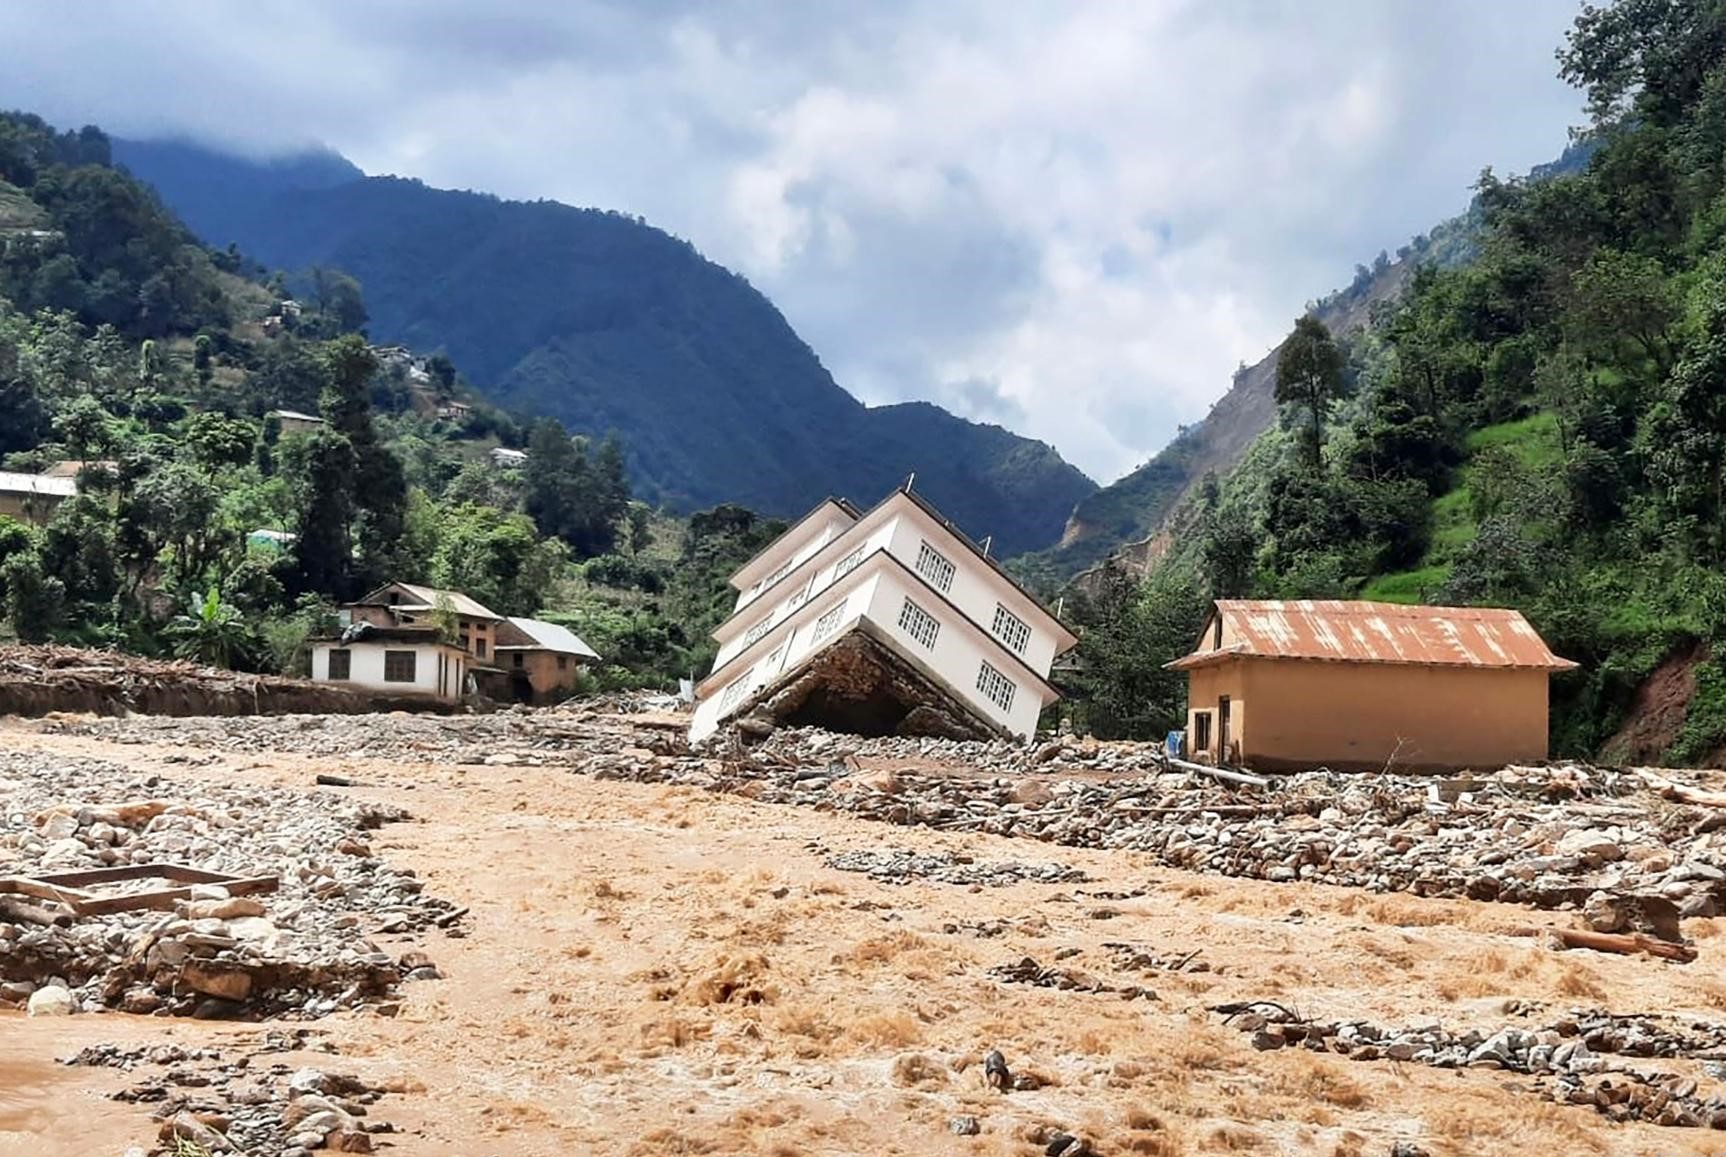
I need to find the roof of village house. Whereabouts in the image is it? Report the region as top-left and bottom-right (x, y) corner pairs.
(268, 409), (324, 423)
(0, 471), (77, 499)
(1168, 600), (1578, 671)
(496, 617), (601, 660)
(352, 582), (504, 622)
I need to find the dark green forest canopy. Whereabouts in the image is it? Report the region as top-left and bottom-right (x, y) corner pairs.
(113, 140), (1097, 558)
(0, 112), (778, 690)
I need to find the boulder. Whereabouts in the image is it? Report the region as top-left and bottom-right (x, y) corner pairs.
(26, 984), (76, 1017)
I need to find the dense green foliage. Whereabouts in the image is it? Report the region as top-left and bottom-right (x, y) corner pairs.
(1074, 0), (1726, 760)
(111, 140), (1097, 557)
(0, 113), (771, 690)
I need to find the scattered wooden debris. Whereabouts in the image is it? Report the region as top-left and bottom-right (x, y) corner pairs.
(0, 864), (279, 918)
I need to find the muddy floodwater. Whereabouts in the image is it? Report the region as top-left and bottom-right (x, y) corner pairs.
(5, 712), (1726, 1155)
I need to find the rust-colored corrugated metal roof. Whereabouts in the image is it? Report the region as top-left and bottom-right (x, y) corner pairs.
(1167, 600), (1578, 671)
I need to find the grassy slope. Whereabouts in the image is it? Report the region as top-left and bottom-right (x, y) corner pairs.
(1360, 413), (1562, 603)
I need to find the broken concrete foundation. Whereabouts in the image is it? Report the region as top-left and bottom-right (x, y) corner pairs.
(735, 625), (1010, 743)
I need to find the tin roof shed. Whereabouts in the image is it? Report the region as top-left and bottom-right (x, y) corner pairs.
(1168, 600), (1578, 671)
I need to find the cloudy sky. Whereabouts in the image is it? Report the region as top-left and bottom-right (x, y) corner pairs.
(1, 1), (1586, 483)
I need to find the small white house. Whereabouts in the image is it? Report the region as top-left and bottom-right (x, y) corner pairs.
(489, 447), (528, 469)
(269, 409), (325, 437)
(688, 484), (1076, 744)
(310, 624), (472, 704)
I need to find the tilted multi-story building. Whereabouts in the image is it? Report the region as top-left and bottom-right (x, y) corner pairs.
(689, 484), (1076, 744)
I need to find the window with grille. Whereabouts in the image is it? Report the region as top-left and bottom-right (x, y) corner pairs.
(897, 598), (940, 649)
(764, 645), (785, 672)
(975, 660), (1015, 712)
(327, 649), (351, 680)
(834, 546), (866, 579)
(811, 601), (846, 641)
(915, 541), (955, 592)
(742, 617), (773, 647)
(383, 650), (417, 683)
(784, 576), (813, 613)
(719, 669), (754, 711)
(991, 604), (1031, 654)
(761, 560), (792, 589)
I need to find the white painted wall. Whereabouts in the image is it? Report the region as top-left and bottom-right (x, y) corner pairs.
(862, 567), (1049, 739)
(733, 507), (856, 612)
(311, 642), (466, 702)
(713, 518), (898, 669)
(883, 509), (1061, 674)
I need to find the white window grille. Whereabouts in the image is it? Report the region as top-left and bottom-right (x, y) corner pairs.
(976, 660), (1015, 712)
(834, 545), (866, 580)
(784, 576), (813, 613)
(991, 604), (1031, 654)
(811, 600), (846, 642)
(764, 645), (784, 673)
(760, 560), (792, 589)
(897, 598), (940, 649)
(719, 669), (754, 712)
(915, 541), (955, 593)
(742, 618), (773, 648)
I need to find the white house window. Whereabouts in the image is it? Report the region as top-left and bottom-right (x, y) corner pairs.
(811, 601), (846, 642)
(384, 650), (418, 683)
(719, 669), (754, 712)
(834, 545), (866, 580)
(764, 645), (785, 673)
(915, 541), (955, 593)
(897, 598), (940, 649)
(742, 618), (773, 648)
(761, 560), (793, 589)
(327, 649), (351, 680)
(975, 660), (1015, 712)
(784, 576), (814, 613)
(991, 604), (1031, 654)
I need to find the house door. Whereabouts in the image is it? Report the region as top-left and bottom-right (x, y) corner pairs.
(1218, 695), (1232, 763)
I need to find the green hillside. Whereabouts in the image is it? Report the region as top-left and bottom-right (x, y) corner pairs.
(111, 141), (1096, 557)
(1074, 0), (1726, 764)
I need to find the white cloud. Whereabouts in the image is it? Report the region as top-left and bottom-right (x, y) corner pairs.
(0, 0), (1584, 481)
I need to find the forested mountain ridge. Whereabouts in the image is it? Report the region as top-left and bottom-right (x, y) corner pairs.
(112, 138), (1096, 558)
(0, 109), (793, 689)
(1063, 0), (1726, 766)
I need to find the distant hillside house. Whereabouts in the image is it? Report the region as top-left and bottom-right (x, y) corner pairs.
(480, 617), (601, 704)
(269, 409), (324, 437)
(689, 484), (1076, 744)
(344, 582), (504, 664)
(312, 582), (509, 704)
(42, 459), (117, 479)
(311, 623), (472, 705)
(488, 447), (527, 468)
(1168, 600), (1578, 772)
(0, 471), (76, 527)
(440, 400), (474, 421)
(247, 528), (296, 553)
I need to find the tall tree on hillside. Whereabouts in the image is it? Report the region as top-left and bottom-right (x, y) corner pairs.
(319, 335), (408, 587)
(1275, 315), (1346, 469)
(290, 431), (360, 598)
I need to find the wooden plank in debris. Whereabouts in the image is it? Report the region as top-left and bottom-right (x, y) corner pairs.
(0, 864), (279, 917)
(0, 876), (94, 906)
(72, 875), (279, 916)
(21, 864), (242, 888)
(1530, 926), (1698, 964)
(1632, 768), (1726, 809)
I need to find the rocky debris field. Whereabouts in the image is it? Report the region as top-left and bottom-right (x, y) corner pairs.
(1213, 999), (1726, 1130)
(817, 845), (1090, 887)
(0, 751), (459, 1020)
(63, 1029), (404, 1155)
(43, 711), (1726, 943)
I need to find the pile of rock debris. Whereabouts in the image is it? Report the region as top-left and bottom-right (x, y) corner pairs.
(0, 752), (459, 1019)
